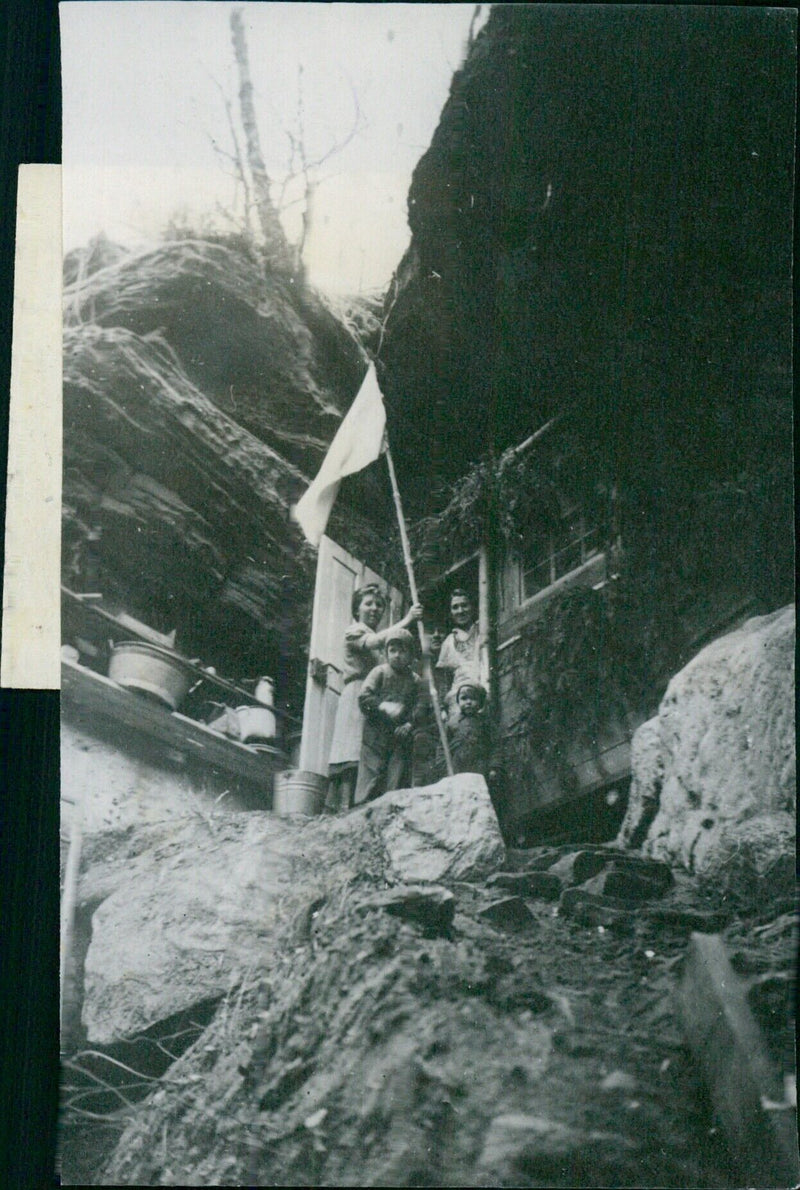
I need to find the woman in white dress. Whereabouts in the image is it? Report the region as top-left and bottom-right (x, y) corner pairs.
(326, 584), (422, 811)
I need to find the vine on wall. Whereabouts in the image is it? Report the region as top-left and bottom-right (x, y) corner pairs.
(406, 437), (791, 781)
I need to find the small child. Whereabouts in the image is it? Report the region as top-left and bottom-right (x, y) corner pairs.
(355, 628), (422, 804)
(445, 681), (498, 783)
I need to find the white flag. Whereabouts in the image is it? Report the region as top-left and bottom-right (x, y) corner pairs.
(292, 363), (387, 546)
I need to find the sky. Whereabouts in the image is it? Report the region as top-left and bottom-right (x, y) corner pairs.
(60, 2), (483, 295)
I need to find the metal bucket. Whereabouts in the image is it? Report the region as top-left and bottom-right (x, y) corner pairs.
(108, 641), (192, 710)
(273, 770), (327, 817)
(234, 704), (277, 742)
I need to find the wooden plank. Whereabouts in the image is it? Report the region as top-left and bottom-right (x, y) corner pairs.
(298, 535), (403, 776)
(298, 535), (360, 774)
(62, 586), (297, 723)
(478, 544), (491, 693)
(61, 659), (287, 788)
(679, 932), (798, 1186)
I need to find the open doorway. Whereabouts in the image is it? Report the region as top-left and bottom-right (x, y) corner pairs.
(418, 549), (490, 693)
(419, 551), (479, 636)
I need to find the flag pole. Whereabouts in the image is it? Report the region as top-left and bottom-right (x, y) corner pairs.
(384, 438), (455, 777)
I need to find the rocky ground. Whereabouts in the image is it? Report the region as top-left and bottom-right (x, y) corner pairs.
(59, 833), (795, 1187)
(58, 610), (796, 1186)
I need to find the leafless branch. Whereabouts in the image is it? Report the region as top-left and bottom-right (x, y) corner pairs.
(200, 67), (256, 240)
(467, 5), (483, 52)
(230, 7), (293, 271)
(303, 75), (364, 174)
(220, 90), (254, 238)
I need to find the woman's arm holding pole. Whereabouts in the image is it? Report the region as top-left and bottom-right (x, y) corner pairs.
(360, 602), (423, 650)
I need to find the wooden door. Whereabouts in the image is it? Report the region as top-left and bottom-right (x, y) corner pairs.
(298, 535), (402, 775)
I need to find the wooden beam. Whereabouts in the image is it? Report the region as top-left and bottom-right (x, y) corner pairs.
(478, 544), (491, 696)
(679, 932), (798, 1186)
(61, 659), (288, 789)
(61, 586), (298, 726)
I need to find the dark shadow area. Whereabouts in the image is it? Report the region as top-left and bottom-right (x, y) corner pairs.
(58, 997), (220, 1185)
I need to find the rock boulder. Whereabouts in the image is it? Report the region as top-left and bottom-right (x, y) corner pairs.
(78, 774), (504, 1044)
(365, 773), (506, 883)
(616, 716), (663, 850)
(617, 606), (795, 902)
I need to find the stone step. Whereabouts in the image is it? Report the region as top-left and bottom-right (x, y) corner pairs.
(645, 905), (730, 933)
(502, 846), (567, 872)
(580, 865), (668, 903)
(478, 896), (537, 932)
(575, 847), (675, 891)
(486, 870), (562, 901)
(356, 884), (456, 935)
(557, 886), (636, 933)
(547, 850), (610, 887)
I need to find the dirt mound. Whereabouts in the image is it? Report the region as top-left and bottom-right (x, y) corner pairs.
(86, 876), (752, 1188)
(74, 776), (504, 1046)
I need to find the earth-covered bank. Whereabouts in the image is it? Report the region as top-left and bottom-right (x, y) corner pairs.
(62, 852), (794, 1187)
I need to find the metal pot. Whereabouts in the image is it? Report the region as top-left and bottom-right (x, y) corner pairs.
(108, 641), (192, 710)
(234, 704), (277, 742)
(254, 676), (275, 706)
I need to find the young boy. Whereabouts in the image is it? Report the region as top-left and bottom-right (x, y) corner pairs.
(355, 628), (422, 804)
(445, 681), (498, 783)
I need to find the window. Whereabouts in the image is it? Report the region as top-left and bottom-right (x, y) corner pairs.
(520, 504), (600, 600)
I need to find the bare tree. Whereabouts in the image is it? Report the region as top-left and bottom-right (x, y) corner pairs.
(230, 7), (293, 273)
(195, 9), (366, 283)
(281, 63), (364, 278)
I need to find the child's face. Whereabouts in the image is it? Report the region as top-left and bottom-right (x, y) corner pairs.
(386, 641), (410, 671)
(457, 688), (481, 717)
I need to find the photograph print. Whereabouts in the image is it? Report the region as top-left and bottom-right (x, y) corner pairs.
(57, 4), (796, 1186)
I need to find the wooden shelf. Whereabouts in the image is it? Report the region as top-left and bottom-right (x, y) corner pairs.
(61, 585), (298, 727)
(61, 658), (289, 789)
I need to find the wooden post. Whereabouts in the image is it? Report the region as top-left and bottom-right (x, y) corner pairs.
(477, 543), (491, 695)
(679, 932), (799, 1186)
(60, 794), (83, 1034)
(384, 443), (455, 777)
